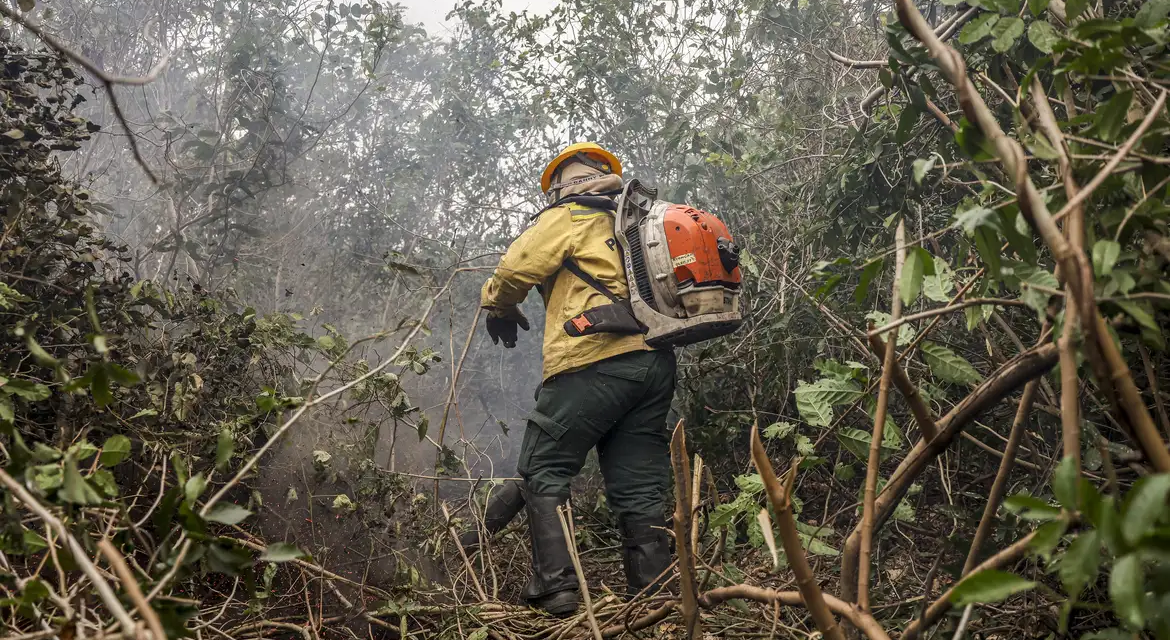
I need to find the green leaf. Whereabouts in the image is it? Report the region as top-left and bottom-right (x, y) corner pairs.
(185, 473), (207, 506)
(61, 455), (101, 505)
(1003, 494), (1061, 521)
(896, 104), (921, 144)
(949, 569), (1037, 606)
(1065, 0), (1088, 21)
(1091, 91), (1134, 143)
(1110, 553), (1145, 629)
(3, 129), (24, 139)
(921, 342), (983, 385)
(317, 335), (336, 350)
(901, 247), (928, 306)
(1092, 240), (1121, 277)
(855, 258), (884, 304)
(260, 542), (308, 562)
(795, 378), (864, 427)
(68, 440), (98, 461)
(913, 156), (938, 185)
(90, 469), (118, 497)
(2, 378), (51, 401)
(1030, 519), (1069, 561)
(954, 206), (1000, 234)
(90, 365), (112, 407)
(1114, 300), (1159, 332)
(25, 335), (59, 367)
(1015, 264), (1060, 314)
(1053, 456), (1079, 510)
(867, 311), (915, 346)
(1136, 0), (1170, 28)
(1121, 474), (1170, 546)
(216, 429), (235, 471)
(763, 422), (795, 440)
(0, 397), (13, 424)
(960, 12), (1000, 44)
(795, 434), (815, 456)
(129, 408), (158, 420)
(1028, 0), (1050, 16)
(991, 17), (1025, 52)
(99, 435), (131, 466)
(1060, 530), (1101, 597)
(105, 364), (140, 386)
(923, 257), (955, 303)
(1027, 21), (1060, 53)
(205, 503), (253, 525)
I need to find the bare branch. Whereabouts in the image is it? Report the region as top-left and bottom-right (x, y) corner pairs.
(0, 4), (170, 183)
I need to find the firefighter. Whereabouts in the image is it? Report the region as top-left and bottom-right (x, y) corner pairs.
(480, 143), (675, 616)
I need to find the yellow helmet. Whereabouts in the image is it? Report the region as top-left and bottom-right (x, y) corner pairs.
(540, 142), (622, 193)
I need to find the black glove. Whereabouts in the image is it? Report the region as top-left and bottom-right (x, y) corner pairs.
(485, 311), (530, 348)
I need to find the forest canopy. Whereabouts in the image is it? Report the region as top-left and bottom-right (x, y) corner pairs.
(3, 0), (1170, 639)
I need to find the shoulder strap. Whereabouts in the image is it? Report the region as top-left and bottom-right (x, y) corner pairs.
(562, 258), (624, 304)
(531, 192), (620, 220)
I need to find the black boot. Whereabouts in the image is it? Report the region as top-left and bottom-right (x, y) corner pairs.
(458, 480), (527, 554)
(620, 515), (672, 599)
(522, 493), (579, 616)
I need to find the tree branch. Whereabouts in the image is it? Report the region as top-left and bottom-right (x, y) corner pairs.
(859, 220), (906, 612)
(841, 342), (1060, 603)
(0, 4), (170, 184)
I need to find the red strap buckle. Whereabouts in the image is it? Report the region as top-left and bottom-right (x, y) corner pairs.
(571, 315), (593, 332)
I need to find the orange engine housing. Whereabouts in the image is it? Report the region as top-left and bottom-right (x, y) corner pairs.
(662, 205), (742, 286)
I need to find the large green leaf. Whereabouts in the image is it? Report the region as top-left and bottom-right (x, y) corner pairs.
(990, 17), (1025, 52)
(960, 12), (1000, 44)
(921, 342), (983, 385)
(261, 542), (308, 562)
(1028, 21), (1060, 52)
(61, 454), (102, 505)
(949, 569), (1036, 606)
(205, 503), (253, 525)
(1053, 456), (1079, 511)
(923, 256), (955, 303)
(794, 378), (864, 427)
(99, 435), (132, 466)
(1060, 530), (1101, 597)
(1092, 240), (1121, 277)
(1121, 474), (1170, 546)
(1110, 553), (1145, 629)
(216, 428), (235, 471)
(901, 247), (929, 306)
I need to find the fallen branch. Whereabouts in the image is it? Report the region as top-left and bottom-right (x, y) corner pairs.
(901, 528), (1043, 640)
(841, 341), (1060, 603)
(0, 468), (138, 637)
(750, 425), (846, 640)
(98, 539), (167, 640)
(699, 586), (890, 640)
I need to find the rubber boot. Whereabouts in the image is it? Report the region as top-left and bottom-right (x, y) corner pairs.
(620, 515), (672, 599)
(457, 479), (527, 554)
(522, 493), (579, 616)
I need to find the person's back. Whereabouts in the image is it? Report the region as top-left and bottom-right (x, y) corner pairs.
(480, 143), (675, 616)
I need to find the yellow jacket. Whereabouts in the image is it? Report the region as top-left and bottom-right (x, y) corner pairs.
(481, 201), (651, 381)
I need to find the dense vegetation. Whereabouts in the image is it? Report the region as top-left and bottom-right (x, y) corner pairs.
(3, 0), (1170, 638)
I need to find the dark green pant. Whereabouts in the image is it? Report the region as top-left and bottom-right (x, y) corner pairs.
(518, 350), (676, 521)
